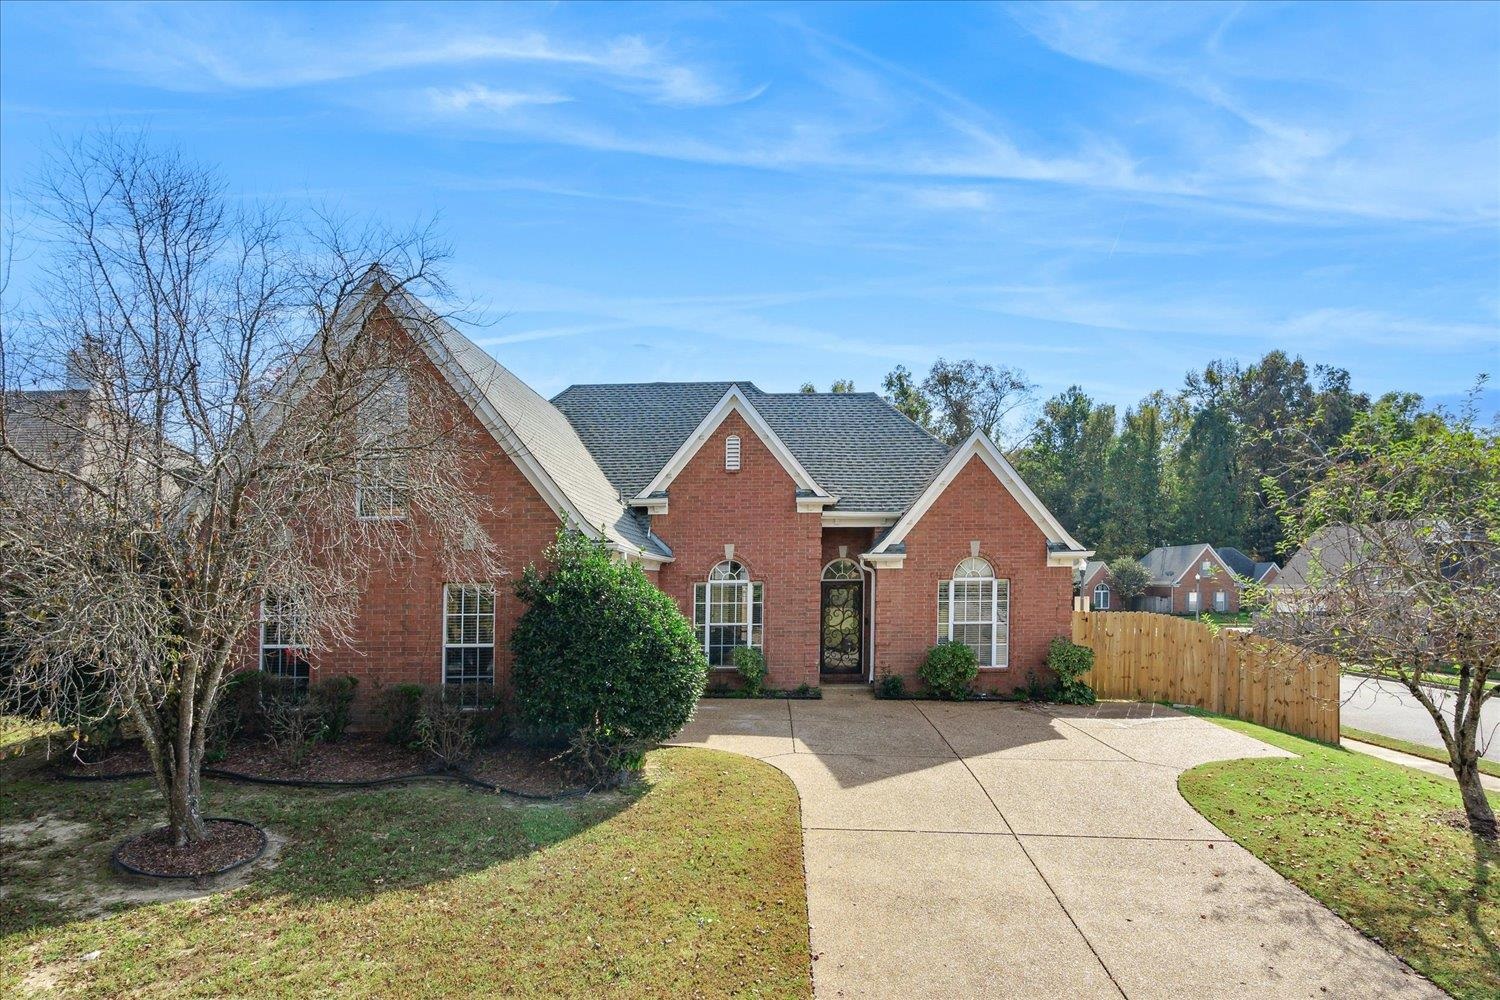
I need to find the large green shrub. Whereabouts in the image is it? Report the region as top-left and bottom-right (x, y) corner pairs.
(919, 641), (978, 700)
(1046, 638), (1097, 705)
(511, 529), (708, 785)
(309, 675), (359, 742)
(733, 646), (767, 696)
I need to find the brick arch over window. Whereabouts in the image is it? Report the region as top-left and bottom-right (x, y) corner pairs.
(937, 556), (1010, 668)
(693, 560), (764, 667)
(1093, 582), (1111, 610)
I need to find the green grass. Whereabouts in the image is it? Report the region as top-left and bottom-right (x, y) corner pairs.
(1194, 611), (1254, 626)
(1179, 712), (1499, 1000)
(0, 716), (61, 753)
(1342, 725), (1500, 780)
(0, 748), (812, 999)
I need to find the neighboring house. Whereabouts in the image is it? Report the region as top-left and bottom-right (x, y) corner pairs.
(1269, 522), (1426, 610)
(1079, 560), (1118, 610)
(1136, 543), (1276, 615)
(249, 289), (1092, 706)
(1, 388), (92, 472)
(1217, 546), (1280, 589)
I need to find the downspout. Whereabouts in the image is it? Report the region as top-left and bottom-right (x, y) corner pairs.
(857, 555), (877, 683)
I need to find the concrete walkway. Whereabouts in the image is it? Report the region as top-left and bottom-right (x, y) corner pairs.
(1344, 737), (1500, 792)
(668, 690), (1443, 1000)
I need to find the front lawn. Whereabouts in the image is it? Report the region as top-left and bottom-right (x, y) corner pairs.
(0, 748), (811, 999)
(1179, 713), (1499, 1000)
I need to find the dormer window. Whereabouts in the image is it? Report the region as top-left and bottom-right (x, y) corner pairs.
(725, 434), (741, 472)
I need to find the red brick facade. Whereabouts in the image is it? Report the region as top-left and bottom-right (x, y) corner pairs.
(1145, 547), (1242, 614)
(248, 356), (1078, 709)
(651, 410), (825, 690)
(871, 456), (1074, 694)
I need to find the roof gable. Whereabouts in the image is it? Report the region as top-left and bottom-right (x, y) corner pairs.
(551, 383), (951, 513)
(372, 285), (670, 562)
(630, 385), (831, 502)
(870, 432), (1089, 565)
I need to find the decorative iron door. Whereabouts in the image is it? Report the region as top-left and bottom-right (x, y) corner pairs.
(820, 581), (863, 674)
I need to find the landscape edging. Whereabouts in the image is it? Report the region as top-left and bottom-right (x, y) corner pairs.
(111, 816), (268, 881)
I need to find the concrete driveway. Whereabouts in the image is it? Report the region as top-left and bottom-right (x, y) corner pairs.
(667, 689), (1443, 1000)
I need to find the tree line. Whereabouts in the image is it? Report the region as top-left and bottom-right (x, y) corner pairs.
(809, 352), (1451, 563)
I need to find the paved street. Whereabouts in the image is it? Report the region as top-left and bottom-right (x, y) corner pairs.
(1341, 674), (1500, 761)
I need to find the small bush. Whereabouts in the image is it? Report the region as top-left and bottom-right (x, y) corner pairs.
(262, 680), (321, 768)
(874, 672), (906, 700)
(733, 646), (768, 696)
(1047, 638), (1096, 705)
(379, 683), (426, 746)
(415, 691), (478, 771)
(451, 682), (511, 746)
(792, 682), (819, 699)
(309, 675), (359, 743)
(511, 529), (707, 787)
(919, 641), (979, 700)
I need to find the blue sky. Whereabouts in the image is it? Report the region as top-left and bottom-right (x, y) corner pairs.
(2, 1), (1496, 416)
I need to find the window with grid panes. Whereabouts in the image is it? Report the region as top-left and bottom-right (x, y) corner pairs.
(692, 560), (762, 666)
(443, 584), (495, 705)
(936, 557), (1009, 667)
(260, 594), (311, 691)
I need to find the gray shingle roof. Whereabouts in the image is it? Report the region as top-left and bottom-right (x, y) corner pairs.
(2, 389), (89, 470)
(1080, 560), (1109, 583)
(1216, 546), (1257, 579)
(1139, 544), (1214, 585)
(409, 305), (667, 557)
(551, 383), (952, 513)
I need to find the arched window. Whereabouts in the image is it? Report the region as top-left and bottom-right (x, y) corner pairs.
(1093, 583), (1110, 610)
(822, 558), (861, 581)
(693, 560), (762, 666)
(937, 556), (1009, 667)
(725, 434), (741, 471)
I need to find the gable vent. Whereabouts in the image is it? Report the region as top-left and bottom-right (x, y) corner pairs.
(725, 434), (741, 471)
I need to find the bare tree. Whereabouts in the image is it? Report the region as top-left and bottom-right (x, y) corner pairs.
(0, 133), (501, 845)
(1261, 389), (1497, 838)
(921, 358), (1033, 446)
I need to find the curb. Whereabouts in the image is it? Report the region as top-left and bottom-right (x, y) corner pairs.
(111, 817), (268, 881)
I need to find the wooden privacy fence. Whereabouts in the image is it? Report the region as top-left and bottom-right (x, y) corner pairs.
(1071, 611), (1340, 743)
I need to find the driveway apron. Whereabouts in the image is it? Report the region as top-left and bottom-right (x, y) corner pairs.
(667, 690), (1445, 1000)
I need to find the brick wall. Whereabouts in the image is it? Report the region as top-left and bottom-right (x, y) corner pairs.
(241, 322), (563, 720)
(651, 410), (824, 689)
(1159, 549), (1242, 614)
(871, 455), (1074, 694)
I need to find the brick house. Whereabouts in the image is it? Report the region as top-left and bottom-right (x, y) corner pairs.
(252, 289), (1092, 707)
(1079, 560), (1117, 610)
(1133, 544), (1277, 615)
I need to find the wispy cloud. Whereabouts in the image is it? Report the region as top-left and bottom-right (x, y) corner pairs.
(76, 6), (749, 106)
(425, 85), (570, 114)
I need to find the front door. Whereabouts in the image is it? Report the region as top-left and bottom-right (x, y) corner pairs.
(820, 580), (863, 675)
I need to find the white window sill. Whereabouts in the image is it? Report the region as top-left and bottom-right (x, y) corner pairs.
(977, 665), (1010, 671)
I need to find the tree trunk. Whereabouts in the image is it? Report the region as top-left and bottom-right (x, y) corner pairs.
(1455, 758), (1497, 840)
(165, 750), (208, 846)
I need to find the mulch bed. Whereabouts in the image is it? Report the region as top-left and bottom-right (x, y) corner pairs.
(61, 741), (152, 778)
(58, 735), (590, 797)
(114, 818), (266, 878)
(466, 742), (580, 797)
(221, 736), (430, 783)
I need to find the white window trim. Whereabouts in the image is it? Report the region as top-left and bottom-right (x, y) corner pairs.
(940, 558), (1009, 669)
(1186, 590), (1200, 610)
(1093, 583), (1110, 610)
(259, 596), (311, 688)
(694, 561), (763, 669)
(441, 583), (496, 697)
